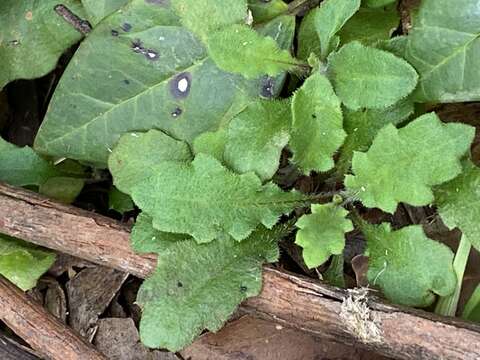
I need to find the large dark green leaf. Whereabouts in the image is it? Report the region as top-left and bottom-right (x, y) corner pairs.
(34, 0), (283, 165)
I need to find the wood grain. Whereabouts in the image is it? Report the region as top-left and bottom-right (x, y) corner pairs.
(0, 275), (107, 360)
(1, 182), (480, 360)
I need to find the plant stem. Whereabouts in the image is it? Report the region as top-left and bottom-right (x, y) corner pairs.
(287, 0), (321, 16)
(435, 235), (471, 317)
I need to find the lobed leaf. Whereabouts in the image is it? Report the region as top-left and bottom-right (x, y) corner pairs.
(130, 153), (306, 243)
(0, 0), (85, 88)
(137, 225), (281, 351)
(295, 203), (353, 269)
(0, 234), (55, 290)
(327, 41), (418, 110)
(435, 161), (480, 252)
(365, 223), (456, 307)
(314, 0), (361, 59)
(345, 113), (475, 213)
(290, 72), (346, 174)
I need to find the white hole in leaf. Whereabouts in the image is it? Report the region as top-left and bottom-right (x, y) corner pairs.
(177, 78), (189, 93)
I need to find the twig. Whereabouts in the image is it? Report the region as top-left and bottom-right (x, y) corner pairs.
(54, 4), (92, 35)
(0, 275), (107, 360)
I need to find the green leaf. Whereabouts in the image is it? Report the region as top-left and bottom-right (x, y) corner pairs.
(108, 187), (135, 214)
(137, 225), (281, 351)
(314, 0), (361, 59)
(131, 213), (187, 254)
(345, 113), (475, 213)
(207, 24), (301, 79)
(0, 234), (55, 290)
(108, 130), (192, 195)
(435, 161), (480, 251)
(0, 0), (85, 88)
(463, 284), (480, 322)
(193, 129), (227, 162)
(39, 177), (84, 204)
(81, 0), (128, 26)
(363, 0), (397, 7)
(297, 9), (321, 60)
(336, 99), (414, 175)
(0, 137), (61, 187)
(290, 72), (346, 174)
(327, 41), (418, 110)
(224, 99), (291, 181)
(171, 0), (248, 41)
(248, 0), (288, 23)
(295, 203), (353, 269)
(131, 153), (306, 243)
(364, 223), (456, 307)
(33, 1), (285, 165)
(338, 5), (399, 46)
(404, 0), (480, 103)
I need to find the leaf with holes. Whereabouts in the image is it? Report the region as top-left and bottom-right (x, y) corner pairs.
(345, 113), (475, 213)
(364, 223), (456, 307)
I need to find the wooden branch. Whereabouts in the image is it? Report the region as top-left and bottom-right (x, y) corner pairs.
(1, 183), (480, 360)
(0, 333), (41, 360)
(0, 275), (107, 360)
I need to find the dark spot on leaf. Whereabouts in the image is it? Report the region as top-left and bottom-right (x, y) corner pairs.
(311, 114), (317, 119)
(169, 72), (192, 99)
(177, 281), (183, 287)
(145, 49), (159, 61)
(260, 76), (275, 98)
(131, 39), (145, 53)
(111, 29), (119, 36)
(123, 79), (130, 85)
(171, 107), (183, 118)
(145, 0), (170, 6)
(9, 40), (19, 46)
(240, 286), (248, 292)
(121, 22), (132, 32)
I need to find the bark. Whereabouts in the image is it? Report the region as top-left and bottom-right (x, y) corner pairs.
(1, 183), (480, 360)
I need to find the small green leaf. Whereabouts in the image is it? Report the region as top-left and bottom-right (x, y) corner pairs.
(290, 72), (346, 174)
(336, 99), (414, 175)
(81, 0), (128, 26)
(0, 137), (61, 187)
(0, 234), (55, 290)
(131, 213), (188, 254)
(131, 154), (306, 243)
(193, 129), (227, 162)
(0, 0), (85, 88)
(435, 161), (480, 252)
(295, 203), (353, 269)
(171, 0), (248, 41)
(364, 223), (456, 307)
(248, 0), (288, 23)
(137, 225), (281, 351)
(363, 0), (397, 7)
(314, 0), (361, 59)
(297, 9), (321, 60)
(338, 5), (399, 46)
(108, 187), (134, 214)
(327, 41), (418, 110)
(39, 177), (84, 204)
(346, 113), (475, 213)
(404, 0), (480, 103)
(108, 130), (192, 195)
(224, 99), (291, 181)
(207, 25), (301, 79)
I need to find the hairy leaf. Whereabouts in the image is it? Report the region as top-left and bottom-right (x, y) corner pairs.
(193, 129), (227, 162)
(336, 99), (414, 175)
(0, 235), (55, 290)
(435, 161), (480, 251)
(131, 213), (188, 254)
(137, 225), (281, 351)
(39, 177), (84, 204)
(345, 113), (475, 213)
(207, 25), (300, 79)
(171, 0), (248, 41)
(224, 100), (291, 181)
(81, 0), (128, 25)
(34, 1), (287, 165)
(131, 154), (306, 243)
(290, 72), (346, 174)
(0, 137), (61, 187)
(108, 130), (192, 195)
(248, 0), (288, 23)
(327, 42), (418, 110)
(404, 0), (480, 103)
(365, 223), (456, 307)
(314, 0), (361, 59)
(0, 0), (85, 88)
(338, 5), (399, 46)
(108, 187), (135, 214)
(295, 203), (353, 269)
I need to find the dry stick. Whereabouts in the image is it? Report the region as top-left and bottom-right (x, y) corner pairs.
(0, 275), (107, 360)
(1, 183), (480, 360)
